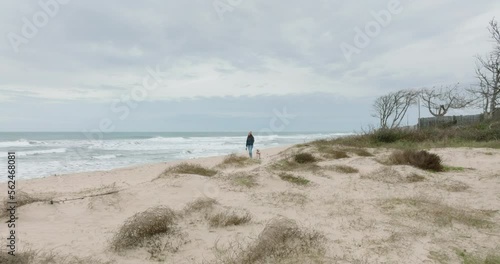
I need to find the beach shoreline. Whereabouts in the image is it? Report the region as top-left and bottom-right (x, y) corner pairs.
(0, 131), (342, 181)
(1, 144), (499, 263)
(3, 145), (290, 193)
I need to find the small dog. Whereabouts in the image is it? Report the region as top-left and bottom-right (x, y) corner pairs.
(256, 149), (261, 159)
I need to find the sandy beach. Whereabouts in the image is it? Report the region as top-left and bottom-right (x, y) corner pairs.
(1, 144), (500, 263)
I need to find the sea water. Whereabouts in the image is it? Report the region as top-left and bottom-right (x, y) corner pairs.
(0, 132), (350, 180)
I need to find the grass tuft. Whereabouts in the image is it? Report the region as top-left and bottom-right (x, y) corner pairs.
(278, 173), (310, 186)
(457, 249), (500, 264)
(270, 158), (321, 173)
(314, 144), (350, 159)
(270, 191), (309, 206)
(360, 167), (403, 183)
(381, 197), (495, 228)
(293, 153), (317, 164)
(406, 173), (426, 183)
(0, 191), (51, 217)
(0, 250), (112, 264)
(207, 210), (252, 228)
(326, 165), (359, 174)
(389, 150), (444, 172)
(0, 250), (36, 264)
(439, 181), (470, 192)
(184, 197), (218, 214)
(218, 154), (259, 168)
(443, 166), (466, 172)
(231, 173), (258, 188)
(347, 148), (374, 157)
(326, 150), (350, 159)
(110, 206), (177, 251)
(212, 217), (325, 264)
(160, 163), (218, 178)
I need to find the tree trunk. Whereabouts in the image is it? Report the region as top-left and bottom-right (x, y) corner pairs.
(491, 92), (498, 118)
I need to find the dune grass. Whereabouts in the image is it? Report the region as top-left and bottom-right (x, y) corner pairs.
(381, 197), (495, 228)
(278, 173), (310, 186)
(184, 197), (218, 214)
(347, 147), (374, 157)
(326, 150), (350, 159)
(0, 250), (112, 264)
(229, 173), (258, 188)
(207, 210), (252, 228)
(270, 159), (321, 172)
(160, 163), (218, 178)
(311, 142), (350, 159)
(363, 167), (392, 183)
(211, 217), (325, 264)
(110, 206), (178, 251)
(388, 150), (444, 172)
(0, 250), (37, 264)
(271, 191), (309, 207)
(326, 165), (359, 174)
(309, 141), (374, 159)
(318, 124), (500, 149)
(218, 154), (259, 168)
(293, 153), (317, 164)
(438, 181), (470, 192)
(443, 165), (467, 172)
(457, 249), (500, 264)
(270, 153), (321, 173)
(406, 173), (426, 183)
(361, 167), (428, 183)
(0, 191), (51, 218)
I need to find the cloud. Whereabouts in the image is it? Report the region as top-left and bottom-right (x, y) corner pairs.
(0, 0), (498, 130)
(0, 93), (376, 131)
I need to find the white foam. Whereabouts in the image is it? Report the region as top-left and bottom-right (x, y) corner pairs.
(1, 132), (352, 181)
(18, 148), (67, 156)
(92, 154), (118, 160)
(0, 139), (31, 148)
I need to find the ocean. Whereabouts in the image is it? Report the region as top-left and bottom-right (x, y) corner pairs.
(0, 132), (349, 180)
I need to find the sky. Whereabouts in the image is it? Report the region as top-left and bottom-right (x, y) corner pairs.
(1, 0), (499, 132)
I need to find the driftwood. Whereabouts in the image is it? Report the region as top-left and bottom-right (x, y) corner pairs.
(50, 189), (121, 204)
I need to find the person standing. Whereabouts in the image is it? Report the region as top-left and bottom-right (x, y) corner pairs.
(246, 131), (255, 158)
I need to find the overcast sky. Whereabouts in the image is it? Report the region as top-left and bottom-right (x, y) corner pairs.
(1, 0), (499, 132)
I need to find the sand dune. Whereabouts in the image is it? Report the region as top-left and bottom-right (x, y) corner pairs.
(1, 145), (499, 263)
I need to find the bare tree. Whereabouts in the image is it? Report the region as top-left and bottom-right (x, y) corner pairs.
(472, 18), (500, 118)
(373, 90), (418, 129)
(466, 80), (491, 114)
(421, 84), (471, 117)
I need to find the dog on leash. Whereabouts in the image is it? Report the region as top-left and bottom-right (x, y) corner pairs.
(256, 149), (261, 159)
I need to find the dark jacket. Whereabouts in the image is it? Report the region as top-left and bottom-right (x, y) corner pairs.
(246, 135), (254, 146)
